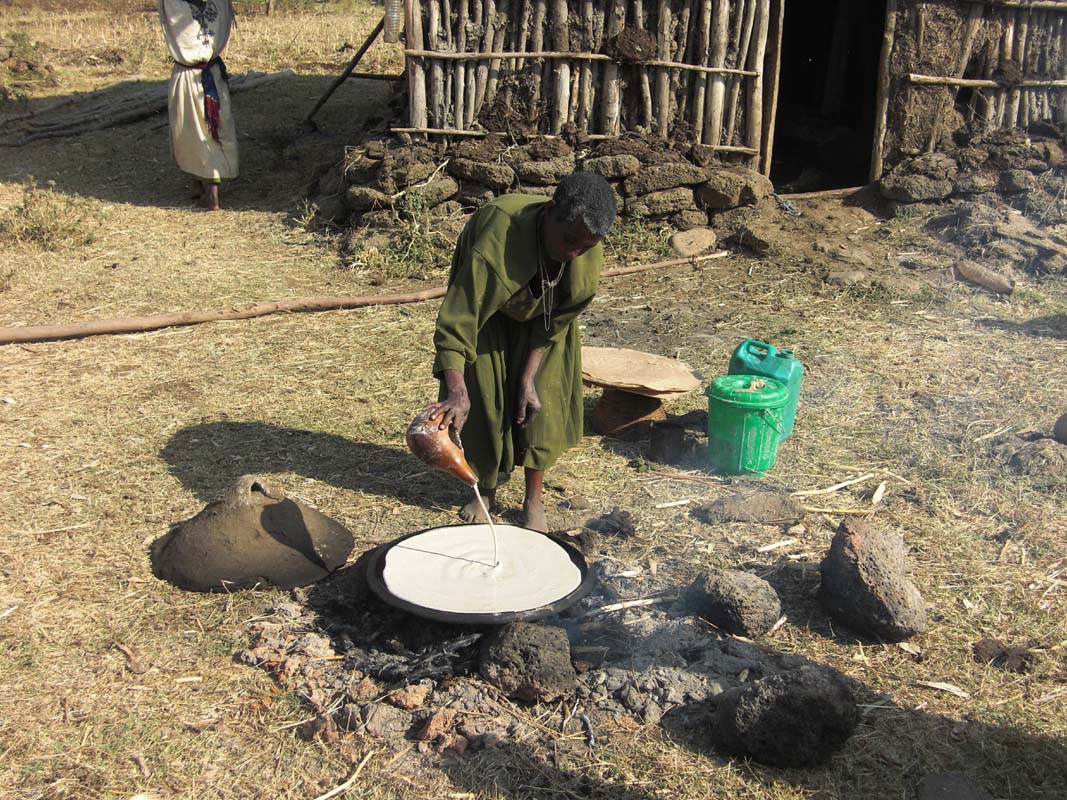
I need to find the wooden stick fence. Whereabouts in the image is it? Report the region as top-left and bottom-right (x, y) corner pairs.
(402, 0), (772, 166)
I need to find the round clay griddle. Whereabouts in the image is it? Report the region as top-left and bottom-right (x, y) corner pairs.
(367, 526), (597, 627)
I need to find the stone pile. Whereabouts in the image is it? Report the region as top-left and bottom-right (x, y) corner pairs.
(309, 134), (773, 231)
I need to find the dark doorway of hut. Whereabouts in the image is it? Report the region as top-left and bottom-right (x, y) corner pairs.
(770, 0), (887, 192)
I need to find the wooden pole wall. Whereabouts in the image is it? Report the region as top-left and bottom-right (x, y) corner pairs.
(400, 0), (772, 160)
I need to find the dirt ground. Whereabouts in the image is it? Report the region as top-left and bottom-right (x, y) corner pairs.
(1, 2), (1066, 800)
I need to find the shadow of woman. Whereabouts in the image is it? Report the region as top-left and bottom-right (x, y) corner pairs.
(160, 420), (471, 511)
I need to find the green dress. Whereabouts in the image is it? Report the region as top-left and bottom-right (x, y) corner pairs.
(433, 194), (602, 489)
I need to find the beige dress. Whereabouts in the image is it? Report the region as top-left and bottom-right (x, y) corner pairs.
(159, 0), (238, 182)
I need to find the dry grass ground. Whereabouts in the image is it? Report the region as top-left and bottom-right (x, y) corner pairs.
(1, 2), (1066, 799)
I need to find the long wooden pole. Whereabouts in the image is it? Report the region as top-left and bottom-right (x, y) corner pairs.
(655, 0), (672, 135)
(870, 0), (898, 181)
(743, 0), (770, 169)
(758, 0), (785, 176)
(907, 73), (1067, 88)
(0, 253), (731, 345)
(303, 17), (384, 124)
(958, 0), (1067, 9)
(407, 0), (428, 130)
(550, 0), (571, 132)
(404, 48), (758, 75)
(703, 0), (731, 145)
(529, 0), (548, 123)
(692, 0), (713, 143)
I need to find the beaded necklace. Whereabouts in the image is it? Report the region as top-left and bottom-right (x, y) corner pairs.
(536, 210), (567, 331)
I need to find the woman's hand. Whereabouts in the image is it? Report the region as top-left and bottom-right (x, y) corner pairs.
(425, 369), (471, 433)
(516, 349), (545, 429)
(516, 380), (541, 428)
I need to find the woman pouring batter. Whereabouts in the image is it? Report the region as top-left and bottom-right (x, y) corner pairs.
(426, 173), (617, 533)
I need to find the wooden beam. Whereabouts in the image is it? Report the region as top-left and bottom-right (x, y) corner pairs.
(303, 17), (384, 123)
(958, 0), (1067, 9)
(759, 0), (786, 176)
(870, 0), (898, 182)
(402, 49), (760, 76)
(907, 72), (1067, 88)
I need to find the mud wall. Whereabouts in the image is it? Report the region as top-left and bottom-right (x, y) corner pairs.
(881, 0), (1067, 170)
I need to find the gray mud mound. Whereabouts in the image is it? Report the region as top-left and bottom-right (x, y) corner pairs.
(818, 518), (926, 641)
(150, 475), (354, 592)
(685, 570), (781, 638)
(478, 622), (575, 703)
(711, 665), (859, 767)
(693, 490), (803, 525)
(993, 432), (1067, 482)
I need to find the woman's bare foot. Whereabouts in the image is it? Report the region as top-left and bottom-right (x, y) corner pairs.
(198, 182), (220, 211)
(517, 498), (548, 533)
(459, 489), (495, 523)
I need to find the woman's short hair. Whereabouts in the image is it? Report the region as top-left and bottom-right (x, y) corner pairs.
(551, 172), (617, 237)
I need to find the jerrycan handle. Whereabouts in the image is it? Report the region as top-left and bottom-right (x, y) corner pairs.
(739, 339), (777, 360)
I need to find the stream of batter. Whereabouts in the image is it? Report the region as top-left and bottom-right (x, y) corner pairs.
(472, 483), (499, 568)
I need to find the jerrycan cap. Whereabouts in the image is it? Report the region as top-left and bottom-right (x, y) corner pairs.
(705, 374), (790, 408)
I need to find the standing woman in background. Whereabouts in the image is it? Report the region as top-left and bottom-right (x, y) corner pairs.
(159, 1), (239, 211)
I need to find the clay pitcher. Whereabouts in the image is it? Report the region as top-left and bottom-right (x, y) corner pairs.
(406, 409), (478, 485)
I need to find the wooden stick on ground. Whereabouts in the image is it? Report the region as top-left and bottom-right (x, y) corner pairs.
(0, 252), (731, 345)
(311, 751), (376, 800)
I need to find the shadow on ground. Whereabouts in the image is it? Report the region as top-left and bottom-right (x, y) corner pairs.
(161, 420), (468, 511)
(0, 74), (394, 213)
(979, 313), (1067, 340)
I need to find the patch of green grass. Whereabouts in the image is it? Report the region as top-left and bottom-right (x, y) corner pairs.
(341, 193), (454, 279)
(604, 211), (673, 262)
(0, 179), (103, 251)
(1008, 286), (1046, 306)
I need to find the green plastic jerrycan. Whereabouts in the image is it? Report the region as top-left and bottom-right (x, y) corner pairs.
(728, 339), (803, 440)
(705, 375), (790, 476)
